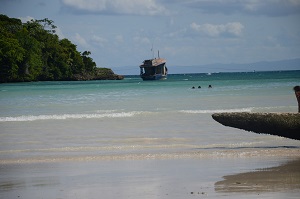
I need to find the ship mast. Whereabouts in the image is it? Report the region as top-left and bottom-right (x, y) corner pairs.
(151, 43), (154, 59)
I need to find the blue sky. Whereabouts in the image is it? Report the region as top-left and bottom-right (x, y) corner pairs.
(1, 0), (300, 74)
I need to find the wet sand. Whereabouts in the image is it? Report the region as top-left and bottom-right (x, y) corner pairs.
(1, 155), (300, 199)
(215, 158), (300, 193)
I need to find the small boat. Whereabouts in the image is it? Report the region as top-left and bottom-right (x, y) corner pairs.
(139, 51), (167, 80)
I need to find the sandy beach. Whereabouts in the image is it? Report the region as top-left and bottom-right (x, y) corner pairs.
(1, 151), (300, 199)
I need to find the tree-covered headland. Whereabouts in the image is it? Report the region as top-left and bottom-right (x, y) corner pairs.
(0, 14), (123, 83)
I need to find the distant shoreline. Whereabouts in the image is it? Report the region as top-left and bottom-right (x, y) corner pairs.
(123, 69), (300, 77)
(0, 68), (124, 84)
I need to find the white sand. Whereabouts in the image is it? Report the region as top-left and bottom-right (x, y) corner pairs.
(0, 156), (299, 199)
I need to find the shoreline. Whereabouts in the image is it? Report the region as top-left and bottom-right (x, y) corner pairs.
(1, 147), (299, 165)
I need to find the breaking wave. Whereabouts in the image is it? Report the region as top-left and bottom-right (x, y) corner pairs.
(0, 111), (142, 122)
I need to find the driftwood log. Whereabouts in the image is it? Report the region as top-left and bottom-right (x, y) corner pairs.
(212, 112), (300, 140)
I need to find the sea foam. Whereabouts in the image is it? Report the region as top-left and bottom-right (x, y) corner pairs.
(0, 111), (142, 122)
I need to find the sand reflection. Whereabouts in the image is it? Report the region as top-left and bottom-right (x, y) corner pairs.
(215, 158), (300, 193)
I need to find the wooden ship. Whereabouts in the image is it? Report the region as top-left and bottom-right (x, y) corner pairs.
(139, 51), (167, 80)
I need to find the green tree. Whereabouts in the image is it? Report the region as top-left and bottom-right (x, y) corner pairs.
(0, 37), (25, 82)
(82, 51), (96, 72)
(35, 18), (57, 34)
(0, 15), (25, 82)
(59, 38), (84, 76)
(0, 14), (123, 82)
(15, 28), (43, 81)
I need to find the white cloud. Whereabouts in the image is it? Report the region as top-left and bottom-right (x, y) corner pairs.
(90, 35), (108, 47)
(244, 0), (261, 11)
(55, 27), (65, 39)
(167, 28), (188, 38)
(61, 0), (168, 15)
(183, 0), (300, 16)
(190, 22), (244, 37)
(115, 35), (124, 43)
(19, 16), (35, 23)
(73, 33), (89, 48)
(133, 36), (151, 44)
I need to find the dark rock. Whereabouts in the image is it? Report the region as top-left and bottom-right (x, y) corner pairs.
(71, 68), (124, 81)
(212, 112), (300, 140)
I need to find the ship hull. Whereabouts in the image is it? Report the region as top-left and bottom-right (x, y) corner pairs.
(141, 74), (167, 80)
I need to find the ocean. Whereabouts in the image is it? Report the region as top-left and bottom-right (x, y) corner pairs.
(0, 70), (300, 198)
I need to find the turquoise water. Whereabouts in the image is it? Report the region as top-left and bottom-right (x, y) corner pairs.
(0, 70), (300, 199)
(0, 70), (299, 162)
(1, 70), (299, 118)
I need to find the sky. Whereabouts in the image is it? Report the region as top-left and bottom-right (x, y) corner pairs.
(1, 0), (300, 74)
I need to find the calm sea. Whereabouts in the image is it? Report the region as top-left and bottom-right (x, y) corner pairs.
(0, 70), (300, 163)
